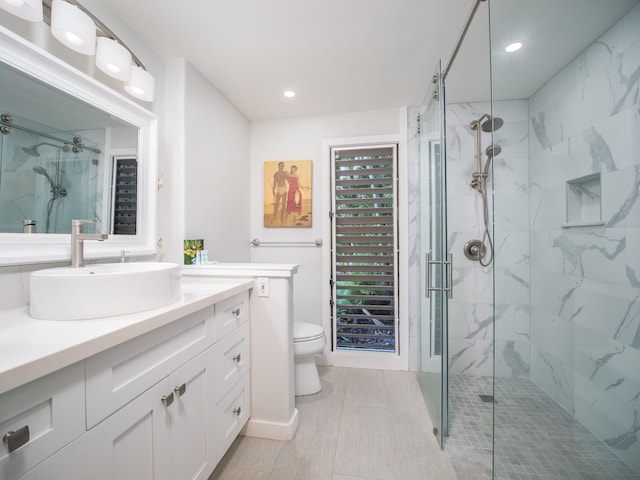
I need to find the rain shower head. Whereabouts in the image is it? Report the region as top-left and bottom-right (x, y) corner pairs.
(481, 116), (503, 133)
(22, 145), (40, 157)
(22, 142), (70, 157)
(470, 114), (504, 133)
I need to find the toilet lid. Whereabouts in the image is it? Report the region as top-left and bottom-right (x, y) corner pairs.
(294, 322), (325, 342)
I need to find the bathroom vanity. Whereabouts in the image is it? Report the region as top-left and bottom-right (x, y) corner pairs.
(0, 278), (252, 480)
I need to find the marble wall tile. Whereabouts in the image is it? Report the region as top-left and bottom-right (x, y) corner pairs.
(494, 338), (530, 378)
(493, 192), (530, 232)
(528, 8), (640, 474)
(448, 337), (493, 376)
(623, 3), (640, 49)
(603, 166), (640, 228)
(626, 227), (640, 286)
(447, 301), (493, 340)
(530, 342), (575, 411)
(529, 185), (566, 230)
(493, 231), (529, 268)
(571, 280), (640, 347)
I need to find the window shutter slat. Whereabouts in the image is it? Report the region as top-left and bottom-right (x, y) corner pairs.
(331, 145), (397, 353)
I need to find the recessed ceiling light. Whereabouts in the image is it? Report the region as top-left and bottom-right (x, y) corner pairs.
(505, 42), (522, 53)
(284, 90), (296, 98)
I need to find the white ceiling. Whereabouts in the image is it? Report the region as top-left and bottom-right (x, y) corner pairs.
(6, 0), (639, 123)
(99, 0), (639, 120)
(101, 0), (473, 120)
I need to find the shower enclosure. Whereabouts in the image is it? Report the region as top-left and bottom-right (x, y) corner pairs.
(417, 0), (640, 478)
(0, 112), (104, 233)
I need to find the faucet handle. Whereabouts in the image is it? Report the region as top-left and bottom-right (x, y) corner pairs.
(72, 219), (95, 226)
(71, 219), (97, 233)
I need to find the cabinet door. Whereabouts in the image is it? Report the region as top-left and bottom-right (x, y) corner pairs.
(215, 372), (251, 465)
(0, 363), (85, 480)
(168, 347), (214, 480)
(86, 378), (171, 480)
(17, 435), (87, 480)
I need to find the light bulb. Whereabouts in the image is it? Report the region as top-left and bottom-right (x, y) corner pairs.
(64, 30), (84, 46)
(505, 42), (522, 53)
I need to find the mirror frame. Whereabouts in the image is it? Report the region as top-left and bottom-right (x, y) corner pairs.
(0, 25), (158, 266)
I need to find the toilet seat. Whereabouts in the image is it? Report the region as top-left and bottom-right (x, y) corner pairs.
(294, 322), (324, 342)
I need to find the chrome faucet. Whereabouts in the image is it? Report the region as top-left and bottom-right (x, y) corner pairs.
(71, 219), (108, 268)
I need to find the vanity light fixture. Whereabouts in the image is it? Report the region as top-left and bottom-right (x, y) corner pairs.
(0, 0), (156, 102)
(50, 0), (96, 55)
(0, 0), (42, 21)
(505, 41), (522, 53)
(95, 37), (131, 80)
(125, 65), (155, 102)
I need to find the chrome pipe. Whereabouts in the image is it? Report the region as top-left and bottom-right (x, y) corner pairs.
(1, 113), (101, 154)
(443, 0), (487, 80)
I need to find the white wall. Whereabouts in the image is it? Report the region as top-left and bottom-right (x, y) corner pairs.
(249, 108), (410, 369)
(167, 60), (251, 264)
(0, 3), (252, 308)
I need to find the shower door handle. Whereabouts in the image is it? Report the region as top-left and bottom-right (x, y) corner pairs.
(425, 253), (453, 299)
(444, 254), (453, 299)
(425, 253), (430, 298)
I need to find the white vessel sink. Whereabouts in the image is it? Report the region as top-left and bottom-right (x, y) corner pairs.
(30, 262), (181, 320)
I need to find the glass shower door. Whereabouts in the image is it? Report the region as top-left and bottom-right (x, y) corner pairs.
(418, 59), (448, 447)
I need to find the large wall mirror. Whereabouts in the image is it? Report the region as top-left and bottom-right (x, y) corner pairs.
(0, 25), (158, 265)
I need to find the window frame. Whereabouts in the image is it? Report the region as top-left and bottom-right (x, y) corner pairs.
(329, 143), (400, 354)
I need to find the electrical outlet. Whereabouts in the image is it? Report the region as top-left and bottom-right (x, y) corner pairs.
(256, 277), (269, 297)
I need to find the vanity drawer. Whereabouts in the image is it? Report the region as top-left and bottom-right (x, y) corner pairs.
(213, 321), (250, 402)
(214, 372), (250, 465)
(0, 363), (85, 480)
(85, 305), (214, 428)
(213, 291), (249, 341)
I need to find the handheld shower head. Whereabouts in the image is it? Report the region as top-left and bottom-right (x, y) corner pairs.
(485, 144), (502, 158)
(483, 145), (502, 175)
(33, 165), (55, 187)
(33, 165), (67, 198)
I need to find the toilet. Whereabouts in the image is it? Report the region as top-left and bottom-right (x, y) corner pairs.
(293, 322), (326, 396)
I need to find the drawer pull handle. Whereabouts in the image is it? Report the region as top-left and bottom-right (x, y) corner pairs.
(233, 406), (242, 417)
(3, 425), (30, 453)
(161, 392), (174, 407)
(174, 383), (186, 397)
(232, 353), (242, 363)
(231, 307), (241, 317)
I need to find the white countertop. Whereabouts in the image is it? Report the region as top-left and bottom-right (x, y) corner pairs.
(183, 263), (299, 278)
(0, 277), (253, 396)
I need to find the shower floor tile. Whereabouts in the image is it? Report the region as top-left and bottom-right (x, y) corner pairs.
(445, 375), (640, 480)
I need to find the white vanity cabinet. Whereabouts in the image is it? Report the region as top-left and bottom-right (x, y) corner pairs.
(1, 287), (251, 480)
(85, 290), (250, 480)
(0, 363), (86, 480)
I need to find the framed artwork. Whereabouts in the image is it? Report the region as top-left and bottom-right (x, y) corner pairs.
(264, 160), (312, 227)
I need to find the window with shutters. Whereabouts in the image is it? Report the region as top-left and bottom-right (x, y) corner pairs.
(330, 144), (398, 352)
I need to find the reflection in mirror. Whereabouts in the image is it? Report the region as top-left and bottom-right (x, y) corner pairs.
(0, 25), (157, 266)
(0, 60), (138, 235)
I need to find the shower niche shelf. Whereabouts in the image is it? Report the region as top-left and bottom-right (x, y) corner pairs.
(562, 173), (605, 228)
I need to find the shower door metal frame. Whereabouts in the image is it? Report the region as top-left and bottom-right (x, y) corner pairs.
(418, 59), (449, 447)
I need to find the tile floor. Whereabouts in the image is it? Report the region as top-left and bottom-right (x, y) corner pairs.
(446, 375), (640, 480)
(209, 366), (458, 480)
